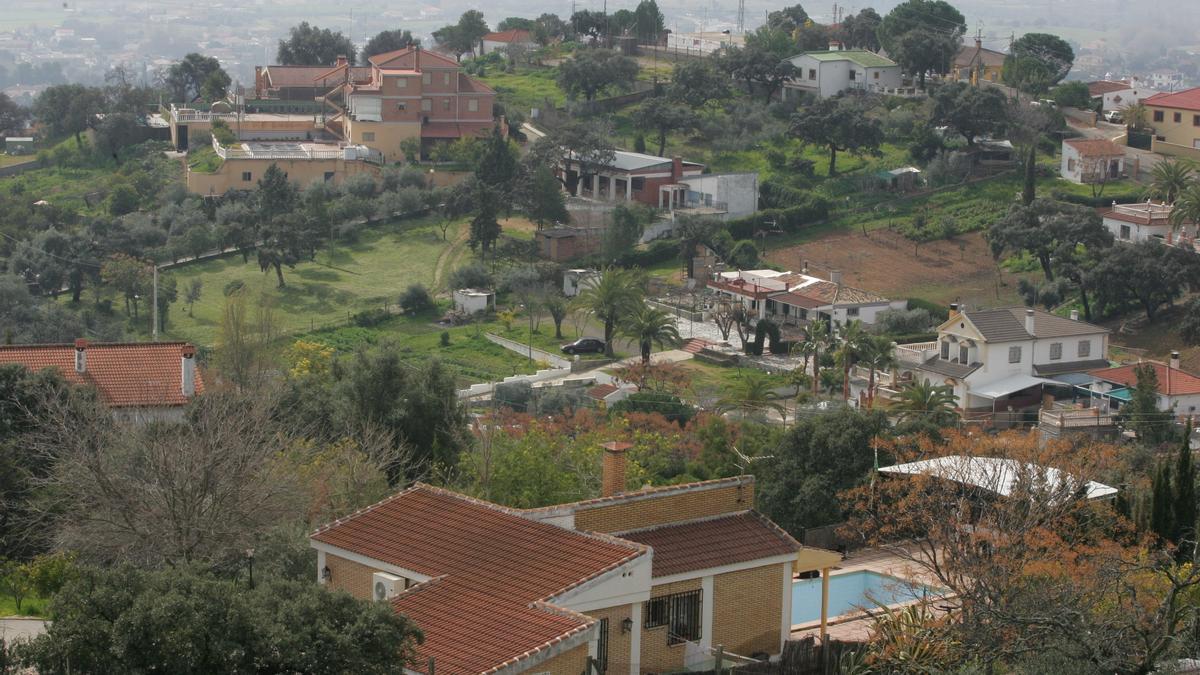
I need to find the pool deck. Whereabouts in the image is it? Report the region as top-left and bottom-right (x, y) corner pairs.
(790, 543), (948, 643)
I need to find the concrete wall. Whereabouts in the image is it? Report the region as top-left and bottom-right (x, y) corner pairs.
(573, 483), (754, 533)
(186, 156), (381, 195)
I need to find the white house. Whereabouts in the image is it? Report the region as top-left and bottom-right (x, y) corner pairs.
(479, 29), (536, 55)
(563, 269), (601, 297)
(452, 288), (495, 314)
(896, 307), (1111, 414)
(782, 49), (902, 100)
(1088, 79), (1160, 113)
(1101, 201), (1186, 243)
(670, 172), (760, 221)
(1060, 139), (1125, 184)
(664, 31), (745, 56)
(708, 269), (905, 327)
(1088, 353), (1200, 417)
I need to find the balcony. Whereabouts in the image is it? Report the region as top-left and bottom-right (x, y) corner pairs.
(211, 135), (383, 165)
(896, 341), (938, 365)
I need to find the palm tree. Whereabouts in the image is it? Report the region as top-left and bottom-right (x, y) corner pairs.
(573, 267), (643, 357)
(621, 304), (681, 364)
(1125, 101), (1149, 133)
(834, 320), (867, 401)
(892, 380), (959, 427)
(718, 370), (786, 422)
(857, 335), (898, 408)
(1172, 181), (1200, 233)
(1144, 159), (1195, 204)
(799, 318), (830, 395)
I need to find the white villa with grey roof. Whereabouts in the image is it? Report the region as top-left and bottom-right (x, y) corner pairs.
(895, 307), (1111, 414)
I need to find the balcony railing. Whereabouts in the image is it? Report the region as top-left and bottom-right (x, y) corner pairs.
(211, 135), (383, 164)
(1039, 406), (1117, 430)
(896, 341), (938, 364)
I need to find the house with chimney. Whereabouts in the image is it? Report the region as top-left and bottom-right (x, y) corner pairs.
(707, 269), (905, 327)
(0, 339), (203, 421)
(1087, 352), (1200, 417)
(952, 38), (1006, 86)
(893, 307), (1110, 416)
(309, 442), (841, 673)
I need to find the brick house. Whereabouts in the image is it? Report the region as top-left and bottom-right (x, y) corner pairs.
(310, 443), (840, 673)
(558, 152), (704, 209)
(537, 226), (603, 262)
(0, 339), (203, 421)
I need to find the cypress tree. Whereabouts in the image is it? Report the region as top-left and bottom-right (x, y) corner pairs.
(1175, 424), (1197, 548)
(1021, 144), (1036, 206)
(1151, 462), (1175, 542)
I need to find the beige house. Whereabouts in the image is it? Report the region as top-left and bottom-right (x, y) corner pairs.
(1145, 87), (1200, 160)
(187, 139), (382, 195)
(310, 443), (840, 673)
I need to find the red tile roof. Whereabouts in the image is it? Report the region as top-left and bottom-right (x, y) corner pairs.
(482, 29), (533, 44)
(1145, 87), (1200, 112)
(0, 341), (203, 407)
(261, 65), (371, 88)
(1090, 362), (1200, 396)
(312, 484), (644, 674)
(369, 46), (460, 70)
(1088, 80), (1131, 96)
(619, 511), (801, 577)
(587, 383), (619, 400)
(1064, 138), (1124, 157)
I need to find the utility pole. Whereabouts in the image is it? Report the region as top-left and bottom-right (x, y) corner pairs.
(152, 264), (159, 341)
(736, 0), (745, 34)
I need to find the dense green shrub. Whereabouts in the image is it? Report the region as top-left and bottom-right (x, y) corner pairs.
(610, 391), (694, 425)
(614, 239), (677, 268)
(728, 197), (830, 239)
(1049, 188), (1143, 207)
(907, 298), (949, 321)
(398, 284), (434, 314)
(352, 308), (391, 327)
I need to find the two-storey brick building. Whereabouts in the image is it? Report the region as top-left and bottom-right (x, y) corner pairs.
(309, 442), (840, 673)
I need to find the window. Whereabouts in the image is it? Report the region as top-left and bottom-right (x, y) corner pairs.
(241, 171), (252, 182)
(1050, 342), (1062, 360)
(959, 343), (968, 363)
(941, 340), (950, 360)
(799, 308), (809, 320)
(443, 99), (451, 112)
(873, 71), (879, 79)
(645, 590), (702, 645)
(847, 307), (859, 317)
(397, 102), (407, 111)
(631, 176), (645, 191)
(362, 131), (376, 142)
(596, 618), (609, 672)
(1194, 115), (1200, 127)
(1154, 110), (1164, 122)
(443, 72), (451, 85)
(421, 99), (432, 112)
(1078, 340), (1091, 357)
(323, 171), (335, 182)
(1068, 158), (1078, 172)
(422, 72), (431, 85)
(1175, 112), (1183, 123)
(809, 68), (817, 80)
(1120, 224), (1131, 240)
(468, 98), (479, 112)
(1008, 346), (1022, 363)
(849, 70), (857, 81)
(395, 78), (407, 89)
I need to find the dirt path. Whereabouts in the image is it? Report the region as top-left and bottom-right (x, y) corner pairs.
(432, 226), (470, 292)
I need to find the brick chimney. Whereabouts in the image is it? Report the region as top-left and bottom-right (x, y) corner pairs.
(672, 156), (683, 182)
(181, 344), (196, 398)
(335, 55), (348, 68)
(601, 441), (632, 497)
(74, 338), (87, 374)
(830, 269), (843, 286)
(1025, 308), (1036, 336)
(1070, 309), (1080, 321)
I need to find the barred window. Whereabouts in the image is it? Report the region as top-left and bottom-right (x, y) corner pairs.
(1008, 346), (1022, 363)
(596, 618), (609, 672)
(1050, 342), (1062, 360)
(646, 589), (702, 645)
(1078, 340), (1091, 357)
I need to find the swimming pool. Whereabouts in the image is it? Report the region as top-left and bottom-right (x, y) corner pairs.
(791, 570), (937, 625)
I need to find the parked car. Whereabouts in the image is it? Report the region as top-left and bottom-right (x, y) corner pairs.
(561, 337), (606, 355)
(1104, 110), (1124, 123)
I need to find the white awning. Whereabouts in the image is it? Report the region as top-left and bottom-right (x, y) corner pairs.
(880, 455), (1118, 500)
(970, 374), (1057, 399)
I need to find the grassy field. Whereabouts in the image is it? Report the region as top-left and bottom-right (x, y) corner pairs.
(0, 592), (47, 618)
(0, 154), (37, 168)
(159, 218), (461, 346)
(477, 67), (566, 113)
(676, 360), (793, 404)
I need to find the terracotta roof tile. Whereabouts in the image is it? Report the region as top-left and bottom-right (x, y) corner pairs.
(0, 341), (203, 407)
(482, 29), (533, 44)
(369, 46), (460, 70)
(1145, 87), (1200, 112)
(1064, 138), (1124, 157)
(312, 484), (644, 674)
(1090, 362), (1200, 396)
(619, 511), (800, 577)
(1088, 80), (1131, 96)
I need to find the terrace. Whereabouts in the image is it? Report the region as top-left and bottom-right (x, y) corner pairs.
(210, 136), (383, 164)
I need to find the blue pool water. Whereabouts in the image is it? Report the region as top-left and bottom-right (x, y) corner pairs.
(791, 570), (936, 625)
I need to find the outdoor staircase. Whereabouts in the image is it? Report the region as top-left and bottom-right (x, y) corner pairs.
(680, 338), (715, 354)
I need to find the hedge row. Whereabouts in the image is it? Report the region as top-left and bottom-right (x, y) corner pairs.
(907, 298), (950, 321)
(728, 198), (830, 239)
(1049, 188), (1144, 208)
(760, 179), (814, 210)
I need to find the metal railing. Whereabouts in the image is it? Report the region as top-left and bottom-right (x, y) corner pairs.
(1039, 406), (1117, 429)
(211, 135), (383, 164)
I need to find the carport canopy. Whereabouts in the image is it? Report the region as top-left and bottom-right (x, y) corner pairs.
(971, 374), (1058, 399)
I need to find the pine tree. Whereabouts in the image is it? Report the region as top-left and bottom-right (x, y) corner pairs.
(633, 133), (647, 154)
(475, 127), (518, 198)
(1174, 424), (1196, 549)
(1151, 462), (1175, 542)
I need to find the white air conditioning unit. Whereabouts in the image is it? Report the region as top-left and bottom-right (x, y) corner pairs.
(373, 572), (406, 602)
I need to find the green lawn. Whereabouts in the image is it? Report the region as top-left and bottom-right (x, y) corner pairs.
(0, 592), (48, 617)
(477, 67), (566, 113)
(676, 360), (793, 403)
(159, 218), (458, 346)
